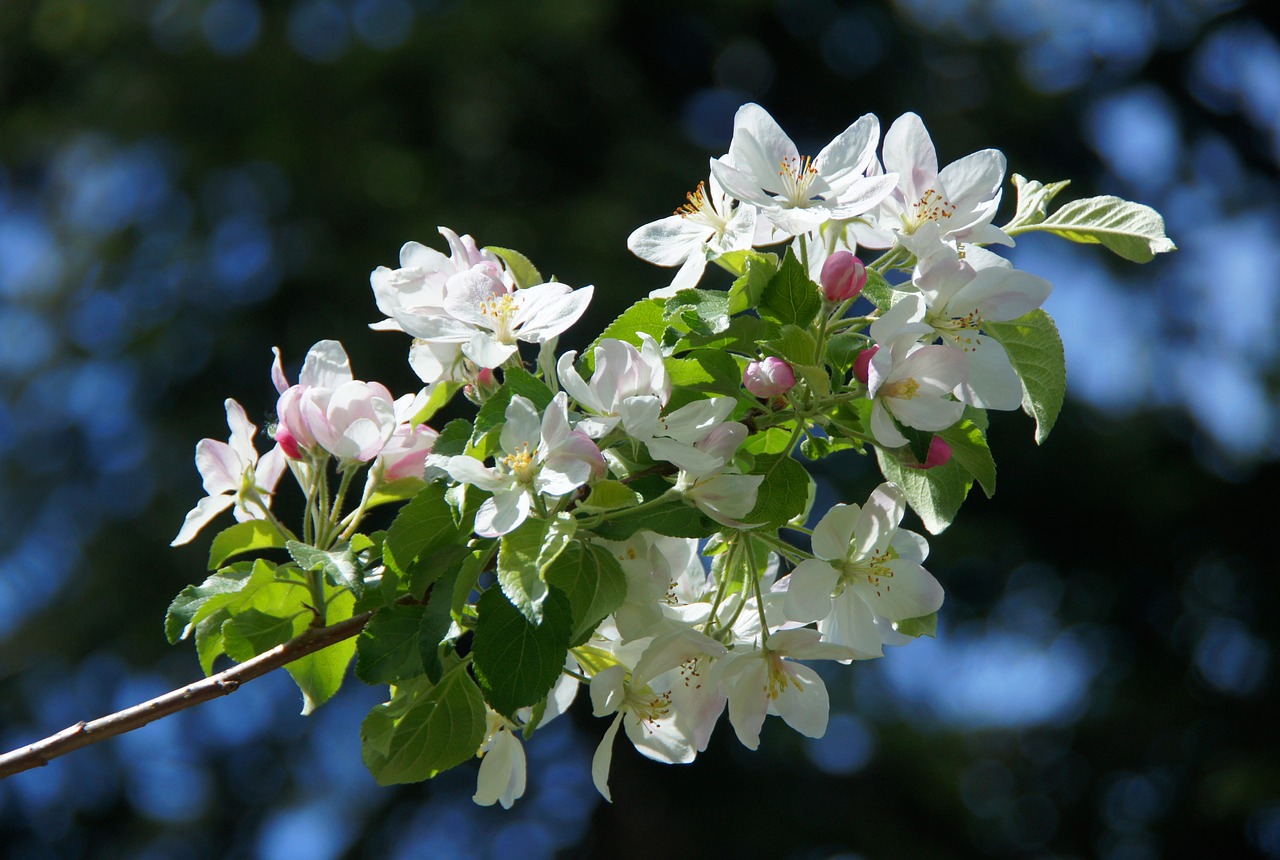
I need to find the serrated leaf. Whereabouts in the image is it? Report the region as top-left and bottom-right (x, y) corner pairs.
(410, 381), (462, 427)
(285, 590), (357, 715)
(741, 425), (798, 455)
(496, 515), (576, 623)
(361, 663), (487, 785)
(875, 447), (973, 534)
(429, 418), (473, 458)
(764, 324), (817, 365)
(356, 604), (427, 684)
(725, 250), (779, 314)
(984, 309), (1066, 444)
(206, 520), (285, 571)
(545, 543), (627, 647)
(486, 246), (543, 289)
(939, 420), (996, 498)
(859, 271), (897, 310)
(663, 349), (744, 395)
(745, 453), (812, 528)
(686, 314), (773, 355)
(472, 586), (572, 717)
(664, 289), (731, 337)
(287, 541), (364, 598)
(1009, 194), (1176, 263)
(419, 567), (458, 683)
(589, 500), (719, 541)
(760, 248), (821, 328)
(165, 563), (258, 644)
(195, 609), (232, 675)
(382, 484), (464, 580)
(826, 332), (865, 372)
(365, 477), (428, 510)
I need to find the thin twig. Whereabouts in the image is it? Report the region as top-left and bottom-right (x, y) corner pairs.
(0, 610), (374, 781)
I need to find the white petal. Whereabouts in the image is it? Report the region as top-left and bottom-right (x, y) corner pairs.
(299, 339), (353, 390)
(811, 503), (861, 562)
(591, 713), (624, 802)
(772, 662), (830, 738)
(783, 559), (841, 624)
(170, 493), (235, 546)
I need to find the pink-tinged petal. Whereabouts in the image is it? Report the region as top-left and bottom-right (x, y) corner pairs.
(398, 239), (448, 271)
(938, 148), (1006, 216)
(256, 444), (287, 492)
(815, 113), (880, 190)
(195, 439), (243, 496)
(819, 592), (884, 659)
(883, 112), (938, 201)
(170, 493), (235, 546)
(955, 337), (1023, 411)
(783, 559), (841, 624)
(660, 397), (737, 443)
(687, 473), (764, 526)
(591, 712), (624, 802)
(516, 285), (594, 344)
(557, 351), (603, 414)
(224, 399), (258, 465)
(955, 268), (1052, 322)
(627, 215), (708, 266)
(811, 503), (861, 562)
(335, 417), (389, 461)
(772, 662), (830, 738)
(299, 339), (353, 390)
(648, 437), (722, 474)
(270, 347), (290, 394)
(855, 558), (944, 623)
(444, 455), (508, 493)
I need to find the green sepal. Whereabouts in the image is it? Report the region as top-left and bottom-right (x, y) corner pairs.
(894, 612), (938, 638)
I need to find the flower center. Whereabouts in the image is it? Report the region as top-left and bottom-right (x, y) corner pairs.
(840, 548), (896, 599)
(478, 292), (520, 343)
(904, 188), (957, 232)
(501, 444), (539, 484)
(881, 378), (920, 400)
(777, 155), (820, 206)
(932, 308), (985, 351)
(625, 685), (673, 729)
(764, 652), (800, 702)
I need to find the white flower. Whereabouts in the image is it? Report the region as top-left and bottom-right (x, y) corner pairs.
(369, 227), (508, 332)
(589, 628), (727, 801)
(473, 713), (526, 809)
(620, 395), (741, 474)
(171, 399), (286, 546)
(397, 276), (594, 370)
(627, 166), (758, 296)
(865, 330), (967, 449)
(878, 112), (1012, 249)
(442, 393), (603, 537)
(557, 335), (671, 438)
(782, 482), (943, 658)
(710, 103), (897, 238)
(719, 628), (855, 750)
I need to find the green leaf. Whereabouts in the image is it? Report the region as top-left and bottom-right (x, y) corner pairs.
(587, 299), (667, 368)
(365, 477), (428, 510)
(759, 248), (821, 328)
(663, 349), (744, 395)
(984, 309), (1066, 444)
(826, 332), (865, 372)
(496, 515), (576, 623)
(410, 381), (462, 426)
(685, 315), (773, 355)
(382, 484), (464, 581)
(206, 520), (285, 571)
(486, 246), (543, 289)
(285, 589), (357, 715)
(764, 324), (817, 366)
(875, 447), (973, 534)
(725, 250), (778, 314)
(419, 567), (458, 683)
(579, 479), (641, 512)
(361, 663), (487, 785)
(741, 425), (798, 455)
(471, 368), (554, 447)
(222, 607), (304, 661)
(663, 289), (731, 337)
(194, 609), (231, 676)
(745, 453), (812, 528)
(472, 586), (573, 717)
(165, 563), (258, 644)
(429, 418), (473, 458)
(939, 420), (996, 498)
(859, 270), (896, 310)
(356, 604), (427, 684)
(894, 611), (937, 638)
(545, 543), (627, 647)
(1009, 193), (1176, 263)
(287, 541), (364, 597)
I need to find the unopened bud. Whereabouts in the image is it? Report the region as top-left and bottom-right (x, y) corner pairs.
(907, 436), (953, 470)
(274, 425), (304, 460)
(744, 357), (797, 398)
(853, 345), (878, 384)
(820, 251), (867, 302)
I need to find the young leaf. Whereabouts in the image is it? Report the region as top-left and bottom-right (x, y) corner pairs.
(486, 246), (544, 289)
(939, 420), (997, 498)
(1008, 194), (1176, 263)
(875, 447), (974, 534)
(207, 520), (285, 571)
(894, 611), (937, 638)
(579, 480), (642, 512)
(165, 562), (257, 644)
(382, 484), (465, 582)
(587, 298), (666, 368)
(497, 514), (576, 623)
(663, 289), (731, 336)
(725, 251), (778, 314)
(410, 382), (462, 426)
(471, 586), (573, 717)
(745, 453), (812, 528)
(284, 589), (357, 715)
(663, 349), (744, 396)
(759, 249), (821, 328)
(1003, 174), (1072, 232)
(984, 309), (1066, 444)
(287, 541), (364, 598)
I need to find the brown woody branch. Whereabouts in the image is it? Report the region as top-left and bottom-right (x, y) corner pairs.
(0, 610), (374, 781)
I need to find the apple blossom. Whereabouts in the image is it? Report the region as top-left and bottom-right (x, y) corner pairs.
(744, 356), (797, 399)
(820, 250), (867, 302)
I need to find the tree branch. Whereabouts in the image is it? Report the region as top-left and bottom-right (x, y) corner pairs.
(0, 609), (374, 781)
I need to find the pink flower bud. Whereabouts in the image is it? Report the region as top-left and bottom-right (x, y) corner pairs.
(744, 357), (797, 398)
(853, 345), (878, 384)
(907, 436), (953, 470)
(275, 426), (303, 460)
(820, 251), (867, 302)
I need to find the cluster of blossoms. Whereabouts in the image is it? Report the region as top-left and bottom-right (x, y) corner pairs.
(169, 103), (1171, 807)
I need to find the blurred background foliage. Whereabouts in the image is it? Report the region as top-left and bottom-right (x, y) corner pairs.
(1, 0), (1278, 857)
